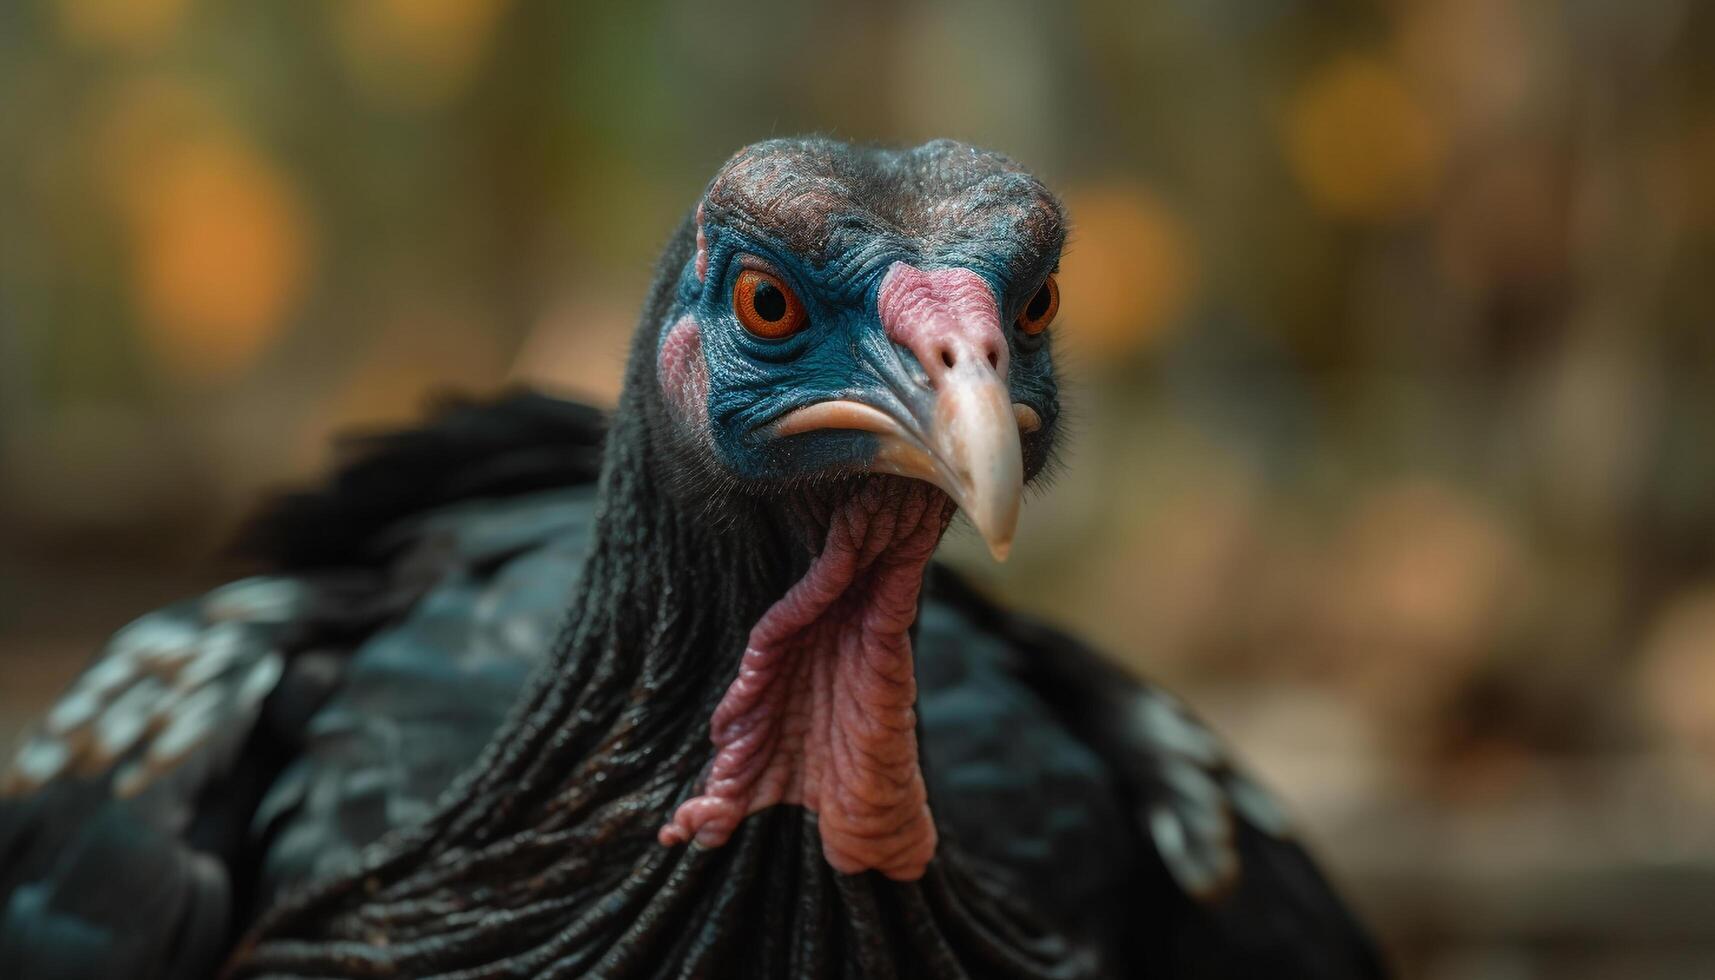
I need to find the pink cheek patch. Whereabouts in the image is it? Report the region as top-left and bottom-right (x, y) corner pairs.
(694, 203), (709, 282)
(876, 263), (1007, 386)
(658, 315), (710, 430)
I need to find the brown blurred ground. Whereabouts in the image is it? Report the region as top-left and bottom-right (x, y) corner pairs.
(3, 2), (1715, 977)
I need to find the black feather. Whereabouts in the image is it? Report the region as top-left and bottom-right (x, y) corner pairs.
(235, 390), (605, 571)
(0, 784), (229, 980)
(925, 565), (1389, 979)
(4, 385), (1388, 979)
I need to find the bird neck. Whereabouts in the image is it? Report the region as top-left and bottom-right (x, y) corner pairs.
(233, 251), (1085, 979)
(657, 475), (953, 881)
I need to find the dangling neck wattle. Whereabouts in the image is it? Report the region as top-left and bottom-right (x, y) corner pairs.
(660, 479), (954, 880)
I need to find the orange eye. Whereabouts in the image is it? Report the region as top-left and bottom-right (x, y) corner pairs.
(1017, 275), (1058, 336)
(733, 269), (808, 339)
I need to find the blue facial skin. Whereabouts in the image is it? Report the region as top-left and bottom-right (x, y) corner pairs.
(661, 215), (1060, 488)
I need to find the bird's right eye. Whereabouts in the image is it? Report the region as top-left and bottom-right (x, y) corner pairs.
(734, 269), (808, 339)
(1016, 276), (1058, 336)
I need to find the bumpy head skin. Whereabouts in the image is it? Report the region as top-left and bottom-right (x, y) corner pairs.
(654, 138), (1065, 555)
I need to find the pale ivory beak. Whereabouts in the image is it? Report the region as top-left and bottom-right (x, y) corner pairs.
(772, 365), (1039, 561)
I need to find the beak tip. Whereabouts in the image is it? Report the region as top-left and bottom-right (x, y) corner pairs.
(971, 503), (1019, 562)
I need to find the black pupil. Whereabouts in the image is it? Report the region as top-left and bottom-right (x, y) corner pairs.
(1025, 283), (1052, 321)
(753, 280), (787, 322)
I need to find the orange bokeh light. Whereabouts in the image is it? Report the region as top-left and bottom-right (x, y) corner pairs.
(53, 0), (190, 51)
(1283, 56), (1447, 223)
(1057, 183), (1199, 359)
(127, 137), (311, 382)
(333, 0), (513, 109)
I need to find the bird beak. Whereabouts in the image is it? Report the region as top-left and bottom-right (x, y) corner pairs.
(771, 361), (1036, 562)
(772, 264), (1040, 560)
(903, 354), (1025, 561)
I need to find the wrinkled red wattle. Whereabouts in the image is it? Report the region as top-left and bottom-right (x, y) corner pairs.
(659, 482), (952, 881)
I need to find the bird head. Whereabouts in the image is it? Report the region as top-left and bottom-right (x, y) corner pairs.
(653, 138), (1064, 560)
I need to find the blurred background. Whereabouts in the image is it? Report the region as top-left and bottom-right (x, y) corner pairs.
(2, 1), (1713, 976)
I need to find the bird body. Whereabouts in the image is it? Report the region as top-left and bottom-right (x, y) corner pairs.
(0, 139), (1385, 978)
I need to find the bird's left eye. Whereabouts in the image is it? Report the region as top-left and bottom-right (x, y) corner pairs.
(1017, 276), (1058, 336)
(734, 269), (808, 339)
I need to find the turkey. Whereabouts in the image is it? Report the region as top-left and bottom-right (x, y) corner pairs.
(0, 138), (1385, 978)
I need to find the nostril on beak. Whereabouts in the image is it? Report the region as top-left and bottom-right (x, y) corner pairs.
(922, 340), (1001, 390)
(879, 261), (1010, 388)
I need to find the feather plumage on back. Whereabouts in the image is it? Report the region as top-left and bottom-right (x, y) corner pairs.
(0, 138), (1386, 979)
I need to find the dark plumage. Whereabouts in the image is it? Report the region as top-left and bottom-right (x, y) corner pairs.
(0, 138), (1385, 978)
